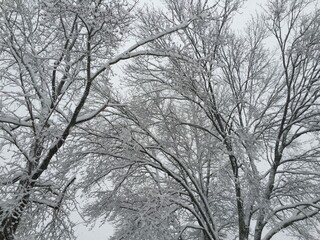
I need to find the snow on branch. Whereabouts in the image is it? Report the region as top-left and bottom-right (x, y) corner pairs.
(55, 176), (76, 211)
(30, 177), (76, 210)
(262, 202), (320, 240)
(106, 50), (193, 63)
(0, 173), (22, 185)
(0, 116), (33, 128)
(75, 103), (109, 124)
(91, 14), (202, 80)
(270, 197), (320, 215)
(177, 224), (205, 239)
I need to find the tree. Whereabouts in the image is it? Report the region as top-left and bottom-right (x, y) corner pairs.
(78, 0), (320, 239)
(0, 0), (200, 239)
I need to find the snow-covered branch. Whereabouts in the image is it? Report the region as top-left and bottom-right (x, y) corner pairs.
(262, 208), (320, 240)
(91, 14), (201, 80)
(75, 103), (109, 124)
(0, 116), (33, 128)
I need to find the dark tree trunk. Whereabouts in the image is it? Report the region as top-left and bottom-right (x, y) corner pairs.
(0, 180), (30, 240)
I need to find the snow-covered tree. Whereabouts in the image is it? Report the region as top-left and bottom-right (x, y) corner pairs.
(0, 0), (200, 239)
(79, 0), (320, 239)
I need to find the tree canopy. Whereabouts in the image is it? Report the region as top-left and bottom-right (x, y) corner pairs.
(1, 0), (320, 240)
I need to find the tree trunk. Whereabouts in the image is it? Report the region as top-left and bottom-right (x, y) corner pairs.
(0, 180), (30, 240)
(254, 225), (263, 240)
(0, 215), (18, 240)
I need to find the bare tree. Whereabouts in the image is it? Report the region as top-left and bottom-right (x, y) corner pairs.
(78, 0), (320, 240)
(0, 0), (201, 239)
